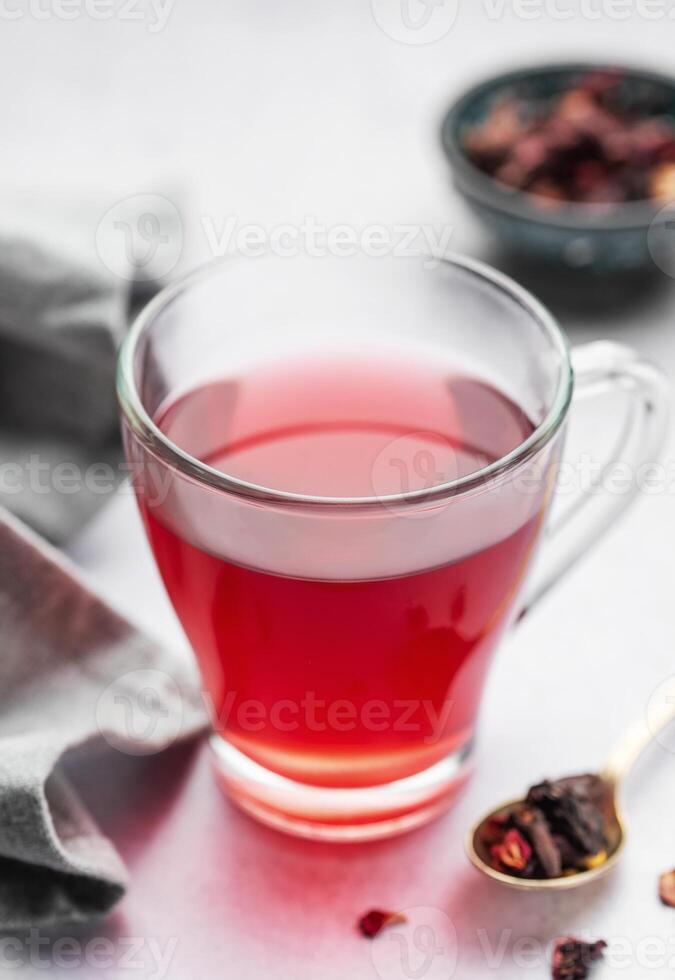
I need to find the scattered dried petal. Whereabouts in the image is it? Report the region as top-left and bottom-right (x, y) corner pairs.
(552, 936), (607, 980)
(659, 869), (675, 907)
(358, 909), (407, 939)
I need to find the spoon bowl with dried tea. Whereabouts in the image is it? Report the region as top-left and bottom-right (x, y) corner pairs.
(467, 686), (675, 890)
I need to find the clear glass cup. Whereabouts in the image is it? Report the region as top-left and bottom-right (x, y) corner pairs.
(117, 251), (668, 841)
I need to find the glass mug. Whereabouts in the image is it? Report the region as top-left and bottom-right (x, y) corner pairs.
(117, 252), (668, 841)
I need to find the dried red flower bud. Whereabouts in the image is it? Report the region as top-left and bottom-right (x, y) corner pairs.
(358, 909), (407, 939)
(552, 936), (607, 979)
(482, 813), (509, 845)
(659, 869), (675, 907)
(490, 828), (532, 873)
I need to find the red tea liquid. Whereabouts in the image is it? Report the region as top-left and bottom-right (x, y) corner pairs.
(142, 354), (542, 787)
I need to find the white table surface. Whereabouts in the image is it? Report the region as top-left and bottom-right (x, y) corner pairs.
(4, 1), (675, 977)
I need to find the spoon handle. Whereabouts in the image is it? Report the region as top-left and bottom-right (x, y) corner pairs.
(602, 678), (675, 786)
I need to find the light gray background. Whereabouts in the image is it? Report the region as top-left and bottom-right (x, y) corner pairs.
(4, 1), (675, 977)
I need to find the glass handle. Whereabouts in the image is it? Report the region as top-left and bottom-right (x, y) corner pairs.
(520, 341), (669, 618)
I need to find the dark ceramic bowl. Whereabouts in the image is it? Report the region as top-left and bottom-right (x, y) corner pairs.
(441, 63), (675, 274)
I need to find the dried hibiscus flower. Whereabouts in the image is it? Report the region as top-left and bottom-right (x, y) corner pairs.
(462, 68), (675, 210)
(358, 909), (407, 939)
(481, 774), (608, 880)
(490, 828), (532, 874)
(551, 936), (606, 979)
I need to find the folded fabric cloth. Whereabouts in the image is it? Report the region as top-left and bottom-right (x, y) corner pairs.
(0, 190), (182, 543)
(0, 506), (206, 929)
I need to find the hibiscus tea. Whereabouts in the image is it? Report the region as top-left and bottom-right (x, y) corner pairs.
(139, 352), (543, 789)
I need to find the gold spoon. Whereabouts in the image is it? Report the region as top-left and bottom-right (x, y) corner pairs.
(467, 682), (675, 891)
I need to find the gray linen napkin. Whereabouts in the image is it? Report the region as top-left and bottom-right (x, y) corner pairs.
(0, 506), (206, 929)
(0, 191), (182, 543)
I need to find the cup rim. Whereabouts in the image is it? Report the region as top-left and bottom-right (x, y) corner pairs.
(117, 251), (573, 509)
